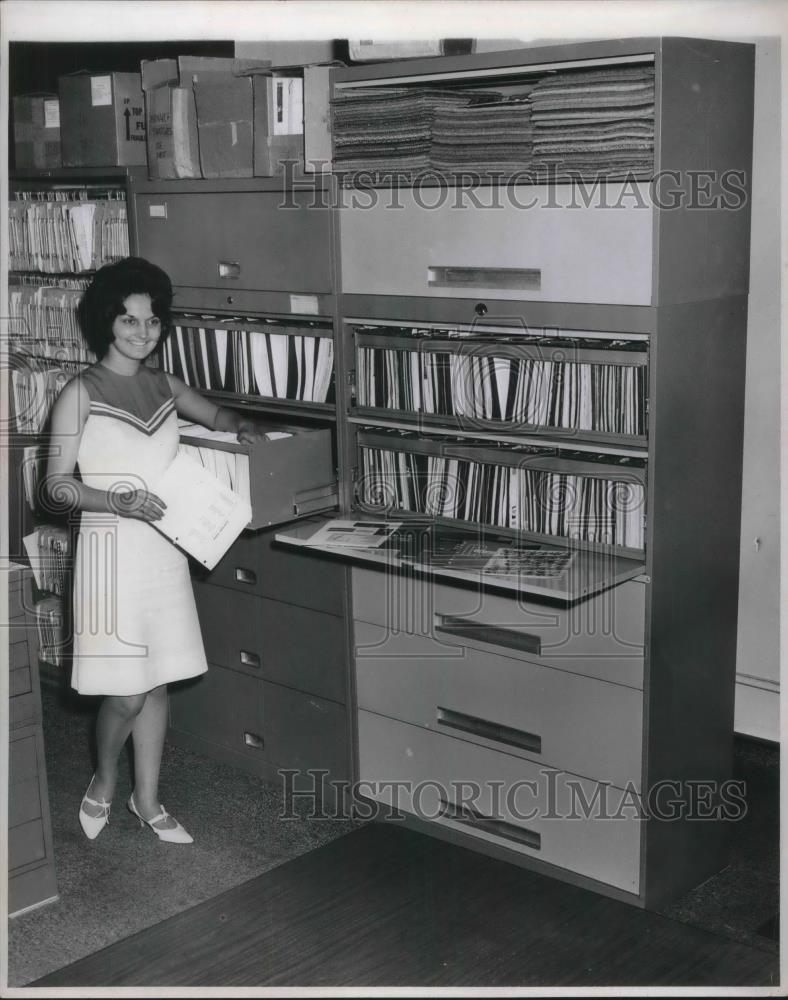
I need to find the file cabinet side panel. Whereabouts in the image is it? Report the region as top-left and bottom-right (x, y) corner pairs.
(654, 38), (755, 305)
(641, 296), (749, 906)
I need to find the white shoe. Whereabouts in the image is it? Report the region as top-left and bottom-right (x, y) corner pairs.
(127, 793), (193, 844)
(79, 775), (111, 840)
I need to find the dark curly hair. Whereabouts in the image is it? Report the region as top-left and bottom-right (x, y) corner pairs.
(78, 256), (174, 358)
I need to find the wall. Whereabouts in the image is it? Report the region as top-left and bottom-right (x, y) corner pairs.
(734, 37), (781, 741)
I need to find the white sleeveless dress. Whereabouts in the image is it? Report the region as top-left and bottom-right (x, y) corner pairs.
(70, 363), (208, 696)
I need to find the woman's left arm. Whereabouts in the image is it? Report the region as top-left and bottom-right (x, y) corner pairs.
(166, 373), (265, 444)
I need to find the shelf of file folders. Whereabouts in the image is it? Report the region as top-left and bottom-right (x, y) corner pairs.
(9, 274), (93, 361)
(8, 275), (95, 436)
(351, 323), (648, 448)
(158, 313), (336, 422)
(8, 187), (129, 273)
(8, 355), (84, 436)
(344, 321), (648, 594)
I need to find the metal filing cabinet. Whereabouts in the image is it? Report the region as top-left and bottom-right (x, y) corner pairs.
(276, 37), (755, 908)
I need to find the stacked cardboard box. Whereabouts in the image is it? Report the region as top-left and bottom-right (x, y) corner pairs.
(13, 94), (63, 169)
(141, 57), (331, 179)
(58, 72), (146, 167)
(250, 72), (304, 176)
(303, 67), (332, 173)
(140, 58), (203, 179)
(142, 57), (270, 179)
(191, 60), (265, 178)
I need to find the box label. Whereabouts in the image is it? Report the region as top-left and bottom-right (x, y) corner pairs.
(90, 75), (113, 107)
(44, 99), (60, 129)
(274, 78), (303, 136)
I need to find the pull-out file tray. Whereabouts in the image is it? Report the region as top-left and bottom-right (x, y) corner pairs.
(275, 516), (646, 603)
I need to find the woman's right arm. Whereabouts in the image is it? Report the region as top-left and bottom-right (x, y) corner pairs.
(44, 379), (165, 522)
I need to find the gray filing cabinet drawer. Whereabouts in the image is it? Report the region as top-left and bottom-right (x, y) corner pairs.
(357, 710), (641, 894)
(8, 819), (47, 869)
(180, 427), (336, 532)
(195, 525), (346, 616)
(352, 566), (646, 689)
(193, 582), (347, 703)
(134, 190), (332, 294)
(9, 777), (43, 829)
(354, 618), (643, 790)
(340, 182), (653, 306)
(169, 666), (348, 780)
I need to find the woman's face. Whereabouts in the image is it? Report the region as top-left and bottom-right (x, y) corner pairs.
(109, 293), (162, 363)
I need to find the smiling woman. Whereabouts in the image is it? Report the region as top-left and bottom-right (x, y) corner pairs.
(109, 295), (164, 365)
(44, 256), (266, 847)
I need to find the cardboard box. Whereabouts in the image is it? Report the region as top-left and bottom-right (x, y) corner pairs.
(13, 94), (62, 169)
(141, 57), (263, 179)
(140, 58), (200, 179)
(178, 55), (251, 81)
(193, 74), (254, 178)
(252, 73), (304, 177)
(59, 72), (146, 167)
(187, 57), (271, 178)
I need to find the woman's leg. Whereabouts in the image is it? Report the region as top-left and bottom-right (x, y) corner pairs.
(84, 692), (147, 815)
(129, 684), (176, 825)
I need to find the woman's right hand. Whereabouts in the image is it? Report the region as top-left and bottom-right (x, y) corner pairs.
(111, 489), (167, 522)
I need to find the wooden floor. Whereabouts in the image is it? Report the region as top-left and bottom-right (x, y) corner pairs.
(35, 823), (779, 989)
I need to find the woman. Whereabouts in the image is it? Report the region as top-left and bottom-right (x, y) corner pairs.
(46, 256), (261, 844)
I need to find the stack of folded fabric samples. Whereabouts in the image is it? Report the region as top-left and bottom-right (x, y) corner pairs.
(331, 64), (655, 182)
(331, 86), (437, 175)
(529, 65), (655, 180)
(430, 88), (535, 175)
(332, 86), (535, 178)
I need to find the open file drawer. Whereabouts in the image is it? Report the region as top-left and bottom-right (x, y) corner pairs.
(179, 424), (337, 530)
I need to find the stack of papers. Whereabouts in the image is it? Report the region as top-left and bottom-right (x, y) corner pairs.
(299, 519), (403, 549)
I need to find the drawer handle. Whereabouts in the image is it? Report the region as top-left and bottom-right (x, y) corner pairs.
(218, 260), (241, 280)
(427, 265), (541, 292)
(436, 706), (541, 755)
(436, 617), (542, 657)
(235, 567), (257, 585)
(243, 731), (264, 750)
(438, 797), (541, 850)
(240, 650), (261, 669)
